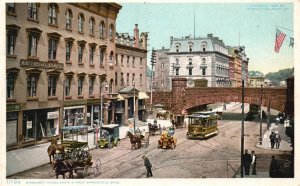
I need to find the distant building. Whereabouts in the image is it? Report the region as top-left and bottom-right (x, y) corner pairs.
(248, 76), (265, 87)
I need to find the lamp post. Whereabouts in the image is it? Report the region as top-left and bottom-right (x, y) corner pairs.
(133, 81), (136, 133)
(99, 75), (107, 139)
(240, 80), (245, 178)
(59, 76), (65, 144)
(259, 84), (263, 145)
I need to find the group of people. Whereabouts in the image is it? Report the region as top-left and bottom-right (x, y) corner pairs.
(269, 130), (281, 149)
(242, 149), (257, 175)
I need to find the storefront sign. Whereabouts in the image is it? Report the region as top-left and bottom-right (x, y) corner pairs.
(87, 99), (100, 105)
(64, 100), (87, 107)
(47, 111), (59, 119)
(20, 59), (63, 70)
(27, 121), (32, 129)
(6, 104), (21, 112)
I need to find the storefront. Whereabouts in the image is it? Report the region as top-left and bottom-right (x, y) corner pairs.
(6, 104), (20, 147)
(22, 108), (59, 142)
(63, 106), (85, 126)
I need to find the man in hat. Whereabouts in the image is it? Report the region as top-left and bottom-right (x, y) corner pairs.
(142, 155), (153, 177)
(274, 131), (281, 149)
(269, 130), (276, 149)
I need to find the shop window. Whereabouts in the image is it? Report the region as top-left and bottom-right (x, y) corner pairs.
(28, 3), (38, 20)
(89, 17), (95, 36)
(66, 9), (72, 30)
(7, 112), (18, 146)
(48, 3), (58, 25)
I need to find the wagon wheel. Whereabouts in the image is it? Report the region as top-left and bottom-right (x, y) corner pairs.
(83, 165), (93, 178)
(115, 139), (120, 147)
(93, 159), (101, 176)
(108, 142), (113, 149)
(49, 169), (55, 177)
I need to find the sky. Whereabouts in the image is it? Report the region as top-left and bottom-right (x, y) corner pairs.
(116, 2), (294, 75)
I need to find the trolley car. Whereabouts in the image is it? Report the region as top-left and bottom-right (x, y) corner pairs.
(186, 111), (219, 139)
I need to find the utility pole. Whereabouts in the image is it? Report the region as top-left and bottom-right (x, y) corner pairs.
(60, 77), (65, 144)
(259, 84), (263, 145)
(241, 80), (245, 178)
(133, 80), (136, 133)
(150, 48), (156, 113)
(99, 74), (107, 139)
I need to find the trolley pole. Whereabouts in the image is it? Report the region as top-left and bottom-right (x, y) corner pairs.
(259, 84), (263, 145)
(241, 80), (245, 178)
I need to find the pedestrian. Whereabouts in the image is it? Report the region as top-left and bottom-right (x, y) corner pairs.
(269, 156), (278, 178)
(274, 131), (281, 149)
(142, 155), (153, 177)
(251, 151), (257, 175)
(269, 130), (276, 149)
(242, 149), (252, 175)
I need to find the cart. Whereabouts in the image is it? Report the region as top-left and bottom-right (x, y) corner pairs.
(98, 124), (120, 149)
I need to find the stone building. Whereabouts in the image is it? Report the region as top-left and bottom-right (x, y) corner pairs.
(153, 34), (233, 91)
(5, 3), (126, 149)
(152, 47), (170, 91)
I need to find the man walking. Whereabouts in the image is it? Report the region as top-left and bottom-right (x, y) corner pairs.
(274, 131), (281, 149)
(142, 155), (153, 177)
(251, 151), (257, 175)
(242, 149), (252, 175)
(269, 130), (276, 149)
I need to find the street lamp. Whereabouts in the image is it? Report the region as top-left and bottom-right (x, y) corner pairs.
(259, 84), (263, 145)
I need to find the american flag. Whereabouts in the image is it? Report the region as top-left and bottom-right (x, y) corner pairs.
(274, 29), (286, 53)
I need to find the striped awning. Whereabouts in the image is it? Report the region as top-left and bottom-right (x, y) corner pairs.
(138, 92), (149, 99)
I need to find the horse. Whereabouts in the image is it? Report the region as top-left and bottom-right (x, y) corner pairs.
(47, 144), (65, 164)
(126, 131), (142, 150)
(52, 159), (76, 179)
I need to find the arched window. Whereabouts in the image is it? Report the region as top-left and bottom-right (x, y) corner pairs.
(109, 24), (114, 41)
(188, 42), (193, 52)
(99, 21), (105, 39)
(78, 13), (84, 33)
(48, 3), (58, 25)
(66, 9), (72, 30)
(89, 17), (95, 36)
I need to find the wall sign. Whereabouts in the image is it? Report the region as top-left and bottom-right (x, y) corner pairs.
(20, 59), (63, 70)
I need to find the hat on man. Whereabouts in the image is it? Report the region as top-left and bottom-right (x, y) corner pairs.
(142, 155), (145, 158)
(275, 131), (279, 134)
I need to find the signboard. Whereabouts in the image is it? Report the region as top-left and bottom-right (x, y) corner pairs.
(47, 111), (59, 119)
(87, 113), (90, 117)
(20, 59), (63, 70)
(6, 104), (21, 112)
(27, 121), (32, 129)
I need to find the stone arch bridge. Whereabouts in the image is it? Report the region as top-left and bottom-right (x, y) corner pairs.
(151, 77), (294, 117)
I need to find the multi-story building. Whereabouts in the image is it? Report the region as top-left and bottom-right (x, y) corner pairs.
(153, 47), (170, 91)
(114, 24), (149, 123)
(228, 46), (243, 87)
(154, 34), (232, 90)
(6, 3), (147, 150)
(248, 76), (265, 87)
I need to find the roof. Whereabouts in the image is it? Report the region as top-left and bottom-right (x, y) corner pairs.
(119, 87), (140, 94)
(102, 124), (119, 129)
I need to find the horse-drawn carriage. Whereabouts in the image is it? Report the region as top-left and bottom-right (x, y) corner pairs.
(172, 114), (186, 129)
(148, 120), (162, 136)
(48, 126), (101, 179)
(126, 129), (149, 149)
(98, 124), (120, 149)
(157, 128), (177, 150)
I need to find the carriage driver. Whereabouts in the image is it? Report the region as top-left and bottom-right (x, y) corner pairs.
(54, 150), (64, 161)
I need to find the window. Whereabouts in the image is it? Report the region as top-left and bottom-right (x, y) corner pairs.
(175, 69), (179, 76)
(89, 77), (94, 95)
(140, 74), (142, 85)
(89, 17), (95, 36)
(109, 24), (114, 41)
(66, 41), (72, 61)
(132, 57), (135, 68)
(127, 56), (130, 67)
(48, 76), (57, 96)
(161, 63), (164, 69)
(65, 77), (71, 96)
(78, 14), (84, 33)
(189, 69), (193, 76)
(78, 77), (84, 96)
(121, 55), (124, 66)
(6, 25), (20, 56)
(27, 75), (38, 97)
(7, 73), (17, 99)
(201, 42), (207, 51)
(48, 38), (58, 60)
(99, 21), (105, 39)
(132, 74), (135, 86)
(189, 58), (192, 65)
(115, 54), (118, 66)
(175, 43), (180, 52)
(175, 58), (179, 65)
(7, 3), (15, 14)
(121, 73), (124, 86)
(89, 46), (95, 65)
(66, 9), (72, 30)
(140, 57), (143, 68)
(28, 3), (38, 20)
(27, 32), (40, 57)
(48, 4), (57, 25)
(78, 45), (83, 64)
(109, 51), (114, 66)
(99, 48), (105, 66)
(202, 68), (206, 75)
(189, 44), (193, 52)
(115, 72), (118, 86)
(126, 73), (129, 86)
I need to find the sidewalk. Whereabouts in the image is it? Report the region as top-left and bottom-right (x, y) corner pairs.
(255, 123), (293, 152)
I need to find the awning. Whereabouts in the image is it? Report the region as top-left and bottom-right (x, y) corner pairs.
(138, 92), (149, 99)
(117, 94), (125, 101)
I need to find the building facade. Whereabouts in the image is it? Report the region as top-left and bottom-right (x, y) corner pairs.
(153, 47), (170, 91)
(6, 3), (125, 149)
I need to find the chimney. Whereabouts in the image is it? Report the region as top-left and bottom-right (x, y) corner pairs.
(207, 34), (213, 38)
(134, 24), (139, 48)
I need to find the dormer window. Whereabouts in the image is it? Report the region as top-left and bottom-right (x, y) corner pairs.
(188, 42), (193, 52)
(175, 42), (180, 52)
(201, 41), (207, 52)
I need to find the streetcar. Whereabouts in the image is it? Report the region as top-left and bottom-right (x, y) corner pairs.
(186, 111), (219, 139)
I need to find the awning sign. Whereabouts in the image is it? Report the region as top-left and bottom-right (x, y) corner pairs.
(47, 111), (59, 119)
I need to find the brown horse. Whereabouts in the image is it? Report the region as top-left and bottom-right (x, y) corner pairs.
(126, 131), (142, 150)
(47, 144), (65, 164)
(52, 159), (76, 179)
